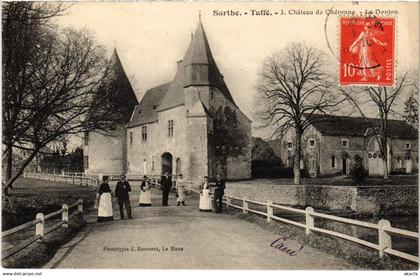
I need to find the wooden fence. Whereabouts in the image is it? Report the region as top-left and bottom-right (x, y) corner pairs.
(2, 199), (84, 260)
(224, 195), (419, 264)
(24, 172), (99, 186)
(24, 172), (202, 191)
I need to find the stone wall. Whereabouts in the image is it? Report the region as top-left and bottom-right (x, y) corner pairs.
(127, 105), (188, 177)
(225, 181), (418, 216)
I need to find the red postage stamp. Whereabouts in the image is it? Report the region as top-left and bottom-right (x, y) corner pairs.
(339, 17), (395, 86)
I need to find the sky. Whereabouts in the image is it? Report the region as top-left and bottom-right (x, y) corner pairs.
(55, 2), (419, 143)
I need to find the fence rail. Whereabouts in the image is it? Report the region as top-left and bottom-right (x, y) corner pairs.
(223, 195), (419, 264)
(24, 172), (100, 186)
(23, 172), (204, 191)
(2, 199), (84, 260)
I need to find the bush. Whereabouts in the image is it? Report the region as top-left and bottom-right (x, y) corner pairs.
(390, 168), (408, 175)
(251, 160), (307, 179)
(350, 155), (366, 184)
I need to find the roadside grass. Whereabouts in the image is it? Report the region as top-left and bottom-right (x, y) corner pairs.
(2, 177), (97, 268)
(2, 177), (97, 230)
(225, 207), (418, 270)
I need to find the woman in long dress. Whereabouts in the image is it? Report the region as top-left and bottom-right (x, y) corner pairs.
(139, 175), (152, 206)
(176, 174), (186, 206)
(97, 175), (114, 222)
(199, 176), (212, 212)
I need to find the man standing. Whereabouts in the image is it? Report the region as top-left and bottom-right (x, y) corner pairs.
(212, 173), (225, 213)
(161, 171), (172, 206)
(115, 174), (132, 219)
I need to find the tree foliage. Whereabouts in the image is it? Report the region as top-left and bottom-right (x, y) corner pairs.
(403, 90), (419, 130)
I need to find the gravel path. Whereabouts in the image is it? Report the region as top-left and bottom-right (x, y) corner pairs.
(45, 187), (359, 269)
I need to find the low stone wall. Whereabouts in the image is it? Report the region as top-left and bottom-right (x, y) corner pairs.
(225, 180), (418, 216)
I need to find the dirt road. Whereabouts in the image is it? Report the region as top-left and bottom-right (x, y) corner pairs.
(45, 187), (358, 269)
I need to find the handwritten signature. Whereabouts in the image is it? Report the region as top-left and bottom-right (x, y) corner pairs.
(270, 236), (304, 256)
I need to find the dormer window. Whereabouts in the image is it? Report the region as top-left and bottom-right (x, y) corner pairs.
(287, 141), (293, 149)
(152, 104), (158, 110)
(138, 108), (143, 114)
(341, 139), (349, 148)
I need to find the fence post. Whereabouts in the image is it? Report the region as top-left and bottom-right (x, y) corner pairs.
(267, 200), (273, 222)
(378, 219), (391, 258)
(35, 213), (44, 237)
(243, 198), (248, 214)
(62, 204), (69, 228)
(78, 199), (84, 213)
(72, 177), (75, 185)
(305, 207), (314, 235)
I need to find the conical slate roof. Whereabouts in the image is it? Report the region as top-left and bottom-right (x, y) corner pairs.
(158, 19), (236, 111)
(182, 20), (216, 67)
(97, 49), (139, 123)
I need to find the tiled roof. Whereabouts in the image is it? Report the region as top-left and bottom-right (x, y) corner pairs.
(305, 113), (418, 139)
(127, 83), (171, 128)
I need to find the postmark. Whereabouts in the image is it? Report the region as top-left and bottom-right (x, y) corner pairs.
(339, 17), (395, 86)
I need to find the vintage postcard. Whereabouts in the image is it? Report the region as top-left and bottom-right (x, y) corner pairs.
(1, 1), (419, 273)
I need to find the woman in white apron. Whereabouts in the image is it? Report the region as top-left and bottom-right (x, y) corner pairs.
(139, 175), (152, 206)
(97, 175), (113, 222)
(199, 176), (212, 212)
(176, 174), (186, 206)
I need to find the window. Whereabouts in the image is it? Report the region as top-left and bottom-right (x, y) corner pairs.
(151, 156), (155, 171)
(287, 142), (293, 149)
(309, 139), (315, 148)
(210, 90), (214, 100)
(405, 143), (411, 150)
(84, 132), (89, 146)
(129, 132), (133, 146)
(331, 155), (335, 168)
(142, 126), (147, 141)
(143, 158), (147, 174)
(84, 156), (89, 169)
(341, 139), (349, 148)
(168, 120), (174, 137)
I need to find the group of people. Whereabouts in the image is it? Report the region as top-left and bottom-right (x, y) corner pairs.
(95, 172), (226, 222)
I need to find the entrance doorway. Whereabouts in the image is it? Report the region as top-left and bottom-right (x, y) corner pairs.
(342, 157), (347, 174)
(161, 152), (173, 175)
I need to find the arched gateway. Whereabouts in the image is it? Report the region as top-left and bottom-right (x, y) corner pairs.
(161, 152), (173, 175)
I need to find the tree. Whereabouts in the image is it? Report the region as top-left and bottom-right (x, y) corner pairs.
(2, 3), (114, 194)
(2, 2), (66, 187)
(403, 87), (418, 130)
(350, 154), (366, 184)
(341, 74), (409, 180)
(211, 105), (248, 178)
(256, 43), (341, 184)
